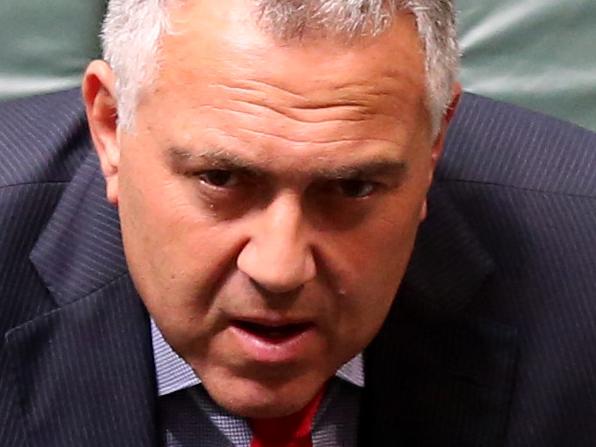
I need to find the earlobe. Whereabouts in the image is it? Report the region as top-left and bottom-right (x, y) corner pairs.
(82, 60), (121, 205)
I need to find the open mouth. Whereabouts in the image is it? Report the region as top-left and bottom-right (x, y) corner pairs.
(232, 320), (313, 342)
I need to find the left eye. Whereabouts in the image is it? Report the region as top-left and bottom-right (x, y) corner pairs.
(198, 170), (239, 188)
(336, 179), (376, 198)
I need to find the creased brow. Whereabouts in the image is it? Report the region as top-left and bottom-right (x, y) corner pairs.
(313, 159), (408, 180)
(168, 146), (265, 176)
(168, 146), (407, 181)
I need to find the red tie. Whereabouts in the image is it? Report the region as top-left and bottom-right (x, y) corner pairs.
(249, 386), (326, 447)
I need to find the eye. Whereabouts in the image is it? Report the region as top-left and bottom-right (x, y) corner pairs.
(198, 170), (239, 188)
(336, 179), (376, 198)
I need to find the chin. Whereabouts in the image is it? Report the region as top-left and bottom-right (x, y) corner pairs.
(201, 369), (327, 418)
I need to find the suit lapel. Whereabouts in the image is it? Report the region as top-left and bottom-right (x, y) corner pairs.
(6, 151), (157, 446)
(359, 185), (519, 447)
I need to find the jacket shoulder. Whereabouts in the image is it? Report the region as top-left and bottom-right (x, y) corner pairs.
(440, 93), (596, 198)
(0, 89), (91, 189)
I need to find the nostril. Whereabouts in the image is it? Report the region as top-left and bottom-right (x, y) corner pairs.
(249, 277), (304, 300)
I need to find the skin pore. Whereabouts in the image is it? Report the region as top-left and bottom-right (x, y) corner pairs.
(84, 0), (459, 419)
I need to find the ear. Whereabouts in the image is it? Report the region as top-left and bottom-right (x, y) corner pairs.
(419, 82), (462, 221)
(430, 82), (462, 167)
(82, 60), (121, 206)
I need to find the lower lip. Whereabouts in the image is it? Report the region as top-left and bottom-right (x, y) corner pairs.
(230, 323), (316, 363)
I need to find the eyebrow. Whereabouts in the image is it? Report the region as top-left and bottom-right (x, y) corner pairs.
(168, 146), (408, 179)
(169, 146), (263, 175)
(315, 159), (408, 180)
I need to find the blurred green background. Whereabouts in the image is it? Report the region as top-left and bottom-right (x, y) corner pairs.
(0, 0), (594, 131)
(458, 0), (596, 131)
(0, 1), (104, 98)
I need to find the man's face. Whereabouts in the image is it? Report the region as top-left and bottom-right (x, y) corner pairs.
(94, 0), (450, 418)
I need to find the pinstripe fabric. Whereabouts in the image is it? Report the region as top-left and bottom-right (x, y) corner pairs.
(1, 89), (595, 447)
(0, 90), (89, 447)
(6, 276), (156, 446)
(30, 152), (128, 304)
(0, 184), (64, 446)
(439, 94), (596, 195)
(0, 89), (88, 187)
(0, 90), (157, 447)
(426, 185), (596, 447)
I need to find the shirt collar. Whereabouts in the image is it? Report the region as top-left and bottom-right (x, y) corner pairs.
(151, 319), (365, 397)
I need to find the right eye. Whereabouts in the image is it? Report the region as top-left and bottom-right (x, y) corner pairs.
(197, 170), (239, 188)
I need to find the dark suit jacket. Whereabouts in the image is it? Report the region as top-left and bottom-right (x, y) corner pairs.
(1, 89), (595, 447)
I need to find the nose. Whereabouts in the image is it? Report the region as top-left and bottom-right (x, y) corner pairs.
(237, 193), (316, 294)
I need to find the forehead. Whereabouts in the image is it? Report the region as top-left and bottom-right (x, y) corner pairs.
(131, 0), (433, 168)
(155, 0), (427, 109)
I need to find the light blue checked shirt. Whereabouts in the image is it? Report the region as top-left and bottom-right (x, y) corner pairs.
(152, 320), (364, 446)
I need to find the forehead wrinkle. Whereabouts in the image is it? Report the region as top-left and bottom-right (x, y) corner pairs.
(227, 98), (374, 122)
(222, 77), (404, 107)
(204, 103), (390, 126)
(236, 127), (399, 145)
(202, 76), (419, 132)
(222, 77), (393, 102)
(214, 79), (307, 102)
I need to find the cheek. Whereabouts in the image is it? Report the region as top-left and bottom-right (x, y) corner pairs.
(341, 192), (423, 274)
(119, 173), (243, 353)
(330, 194), (423, 332)
(117, 159), (228, 313)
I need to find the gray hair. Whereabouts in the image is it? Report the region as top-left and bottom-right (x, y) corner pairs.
(101, 0), (459, 135)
